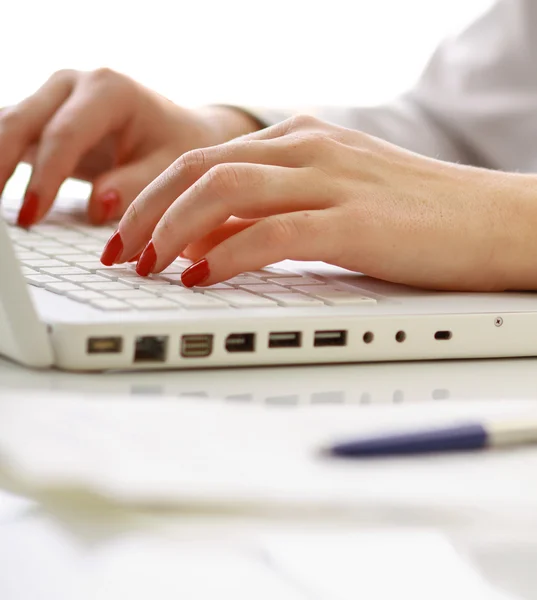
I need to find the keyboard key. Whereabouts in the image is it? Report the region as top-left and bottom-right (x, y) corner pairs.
(225, 275), (267, 286)
(107, 290), (155, 300)
(67, 290), (107, 302)
(116, 276), (148, 286)
(165, 294), (228, 308)
(198, 283), (233, 290)
(268, 276), (322, 286)
(84, 282), (133, 291)
(127, 298), (180, 310)
(138, 284), (179, 295)
(25, 274), (62, 286)
(239, 284), (289, 294)
(62, 274), (109, 284)
(20, 267), (39, 276)
(23, 259), (69, 268)
(161, 263), (188, 274)
(159, 273), (185, 284)
(71, 260), (109, 272)
(293, 285), (377, 305)
(262, 293), (325, 307)
(90, 298), (131, 311)
(45, 282), (85, 294)
(249, 268), (297, 278)
(41, 266), (90, 276)
(95, 268), (136, 281)
(15, 251), (48, 260)
(55, 253), (93, 263)
(204, 290), (278, 307)
(39, 245), (82, 256)
(74, 243), (105, 252)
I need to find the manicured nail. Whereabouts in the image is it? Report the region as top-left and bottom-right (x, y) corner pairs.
(181, 258), (210, 287)
(17, 191), (39, 228)
(136, 241), (157, 277)
(127, 252), (142, 263)
(99, 190), (120, 222)
(100, 231), (123, 266)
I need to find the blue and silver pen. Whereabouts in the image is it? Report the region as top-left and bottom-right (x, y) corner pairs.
(325, 417), (537, 458)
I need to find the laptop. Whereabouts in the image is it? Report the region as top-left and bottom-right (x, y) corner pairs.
(2, 196), (537, 371)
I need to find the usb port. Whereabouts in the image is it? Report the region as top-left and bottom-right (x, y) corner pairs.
(225, 333), (255, 353)
(268, 331), (301, 348)
(87, 336), (123, 354)
(314, 330), (347, 347)
(181, 334), (213, 358)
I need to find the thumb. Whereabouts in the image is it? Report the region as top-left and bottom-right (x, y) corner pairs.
(87, 155), (173, 225)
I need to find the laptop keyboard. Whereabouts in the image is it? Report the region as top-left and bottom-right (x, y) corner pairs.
(7, 219), (377, 311)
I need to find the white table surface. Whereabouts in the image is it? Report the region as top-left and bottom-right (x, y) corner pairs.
(1, 355), (537, 599)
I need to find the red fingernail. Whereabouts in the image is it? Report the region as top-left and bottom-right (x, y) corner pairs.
(127, 252), (142, 263)
(136, 241), (157, 277)
(181, 258), (210, 287)
(17, 191), (39, 228)
(100, 231), (123, 266)
(99, 190), (120, 222)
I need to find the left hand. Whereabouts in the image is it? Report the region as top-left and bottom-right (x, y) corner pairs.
(109, 115), (526, 291)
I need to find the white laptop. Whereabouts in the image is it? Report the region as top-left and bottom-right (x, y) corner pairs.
(2, 196), (537, 371)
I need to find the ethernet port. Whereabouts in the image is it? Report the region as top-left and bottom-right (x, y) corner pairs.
(134, 336), (168, 363)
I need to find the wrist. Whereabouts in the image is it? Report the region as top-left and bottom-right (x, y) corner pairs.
(486, 172), (537, 291)
(195, 105), (262, 145)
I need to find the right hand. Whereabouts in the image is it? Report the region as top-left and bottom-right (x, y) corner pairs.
(0, 68), (253, 227)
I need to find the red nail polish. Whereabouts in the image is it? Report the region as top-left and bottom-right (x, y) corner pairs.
(99, 190), (120, 222)
(127, 252), (142, 263)
(17, 191), (39, 228)
(181, 258), (210, 287)
(136, 241), (157, 277)
(100, 231), (123, 266)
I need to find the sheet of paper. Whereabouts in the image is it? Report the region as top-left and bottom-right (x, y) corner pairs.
(0, 392), (536, 516)
(0, 504), (519, 600)
(261, 530), (517, 600)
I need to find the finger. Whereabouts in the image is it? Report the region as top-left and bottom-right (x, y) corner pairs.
(21, 75), (134, 226)
(180, 209), (337, 287)
(87, 152), (174, 225)
(0, 71), (75, 198)
(117, 137), (316, 261)
(133, 164), (330, 275)
(181, 217), (259, 262)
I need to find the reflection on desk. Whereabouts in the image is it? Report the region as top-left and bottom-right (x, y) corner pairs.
(1, 356), (536, 406)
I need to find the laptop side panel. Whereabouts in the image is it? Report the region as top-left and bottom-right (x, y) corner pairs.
(0, 217), (53, 368)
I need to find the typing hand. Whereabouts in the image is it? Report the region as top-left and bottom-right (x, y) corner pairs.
(109, 115), (526, 292)
(0, 69), (244, 227)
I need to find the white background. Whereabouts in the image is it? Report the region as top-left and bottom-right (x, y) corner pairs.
(1, 0), (493, 196)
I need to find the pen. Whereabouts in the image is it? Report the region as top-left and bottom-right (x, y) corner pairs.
(325, 417), (537, 458)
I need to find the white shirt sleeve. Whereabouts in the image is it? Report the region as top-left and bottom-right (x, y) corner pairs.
(244, 0), (537, 172)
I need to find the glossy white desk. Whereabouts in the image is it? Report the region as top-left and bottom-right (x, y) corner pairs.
(1, 356), (537, 600)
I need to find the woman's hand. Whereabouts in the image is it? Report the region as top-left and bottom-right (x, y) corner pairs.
(109, 115), (537, 292)
(0, 68), (258, 227)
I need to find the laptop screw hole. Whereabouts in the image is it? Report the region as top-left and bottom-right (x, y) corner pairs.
(395, 331), (406, 343)
(363, 331), (374, 344)
(434, 330), (452, 341)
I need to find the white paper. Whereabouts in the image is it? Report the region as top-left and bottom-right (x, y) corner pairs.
(261, 530), (517, 600)
(0, 393), (536, 516)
